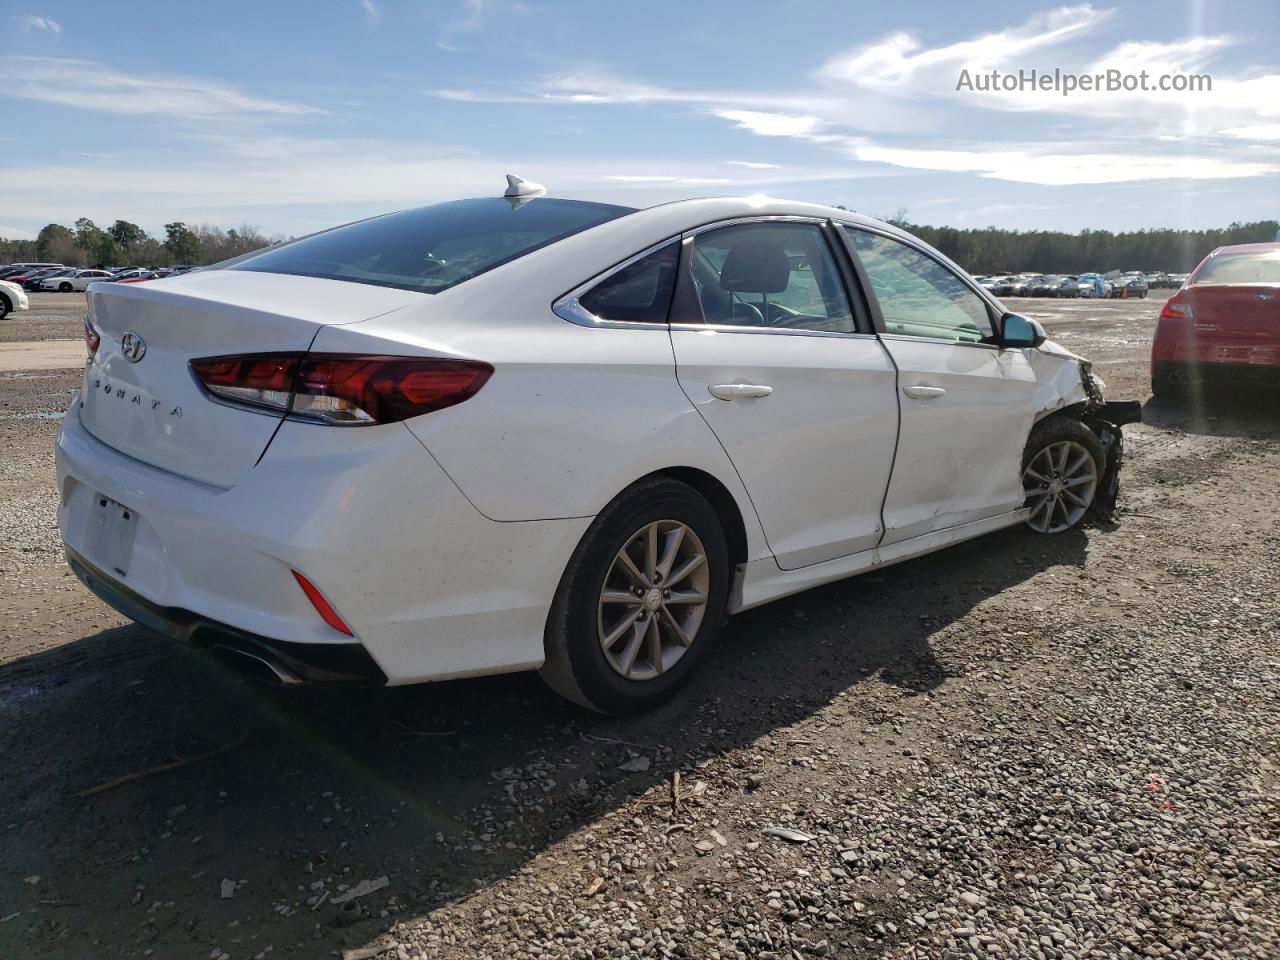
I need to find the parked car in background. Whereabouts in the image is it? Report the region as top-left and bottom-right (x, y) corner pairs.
(22, 267), (74, 290)
(1167, 273), (1190, 287)
(41, 268), (115, 292)
(0, 262), (62, 278)
(1011, 275), (1042, 296)
(1152, 242), (1280, 396)
(0, 278), (29, 319)
(1076, 273), (1109, 298)
(5, 266), (66, 286)
(56, 189), (1138, 714)
(1031, 276), (1079, 298)
(986, 277), (1018, 297)
(113, 271), (157, 285)
(1116, 274), (1149, 298)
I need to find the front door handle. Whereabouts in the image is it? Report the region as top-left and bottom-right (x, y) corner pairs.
(709, 383), (774, 401)
(902, 384), (946, 400)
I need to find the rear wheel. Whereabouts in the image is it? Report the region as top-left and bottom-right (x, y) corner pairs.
(1151, 363), (1178, 400)
(1022, 417), (1104, 533)
(541, 477), (729, 714)
(59, 282), (72, 293)
(0, 294), (9, 320)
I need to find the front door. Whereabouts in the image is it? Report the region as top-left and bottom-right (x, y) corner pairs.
(842, 226), (1038, 545)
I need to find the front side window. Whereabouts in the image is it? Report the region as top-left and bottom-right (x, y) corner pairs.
(679, 222), (855, 334)
(845, 227), (993, 343)
(576, 243), (679, 324)
(230, 198), (634, 294)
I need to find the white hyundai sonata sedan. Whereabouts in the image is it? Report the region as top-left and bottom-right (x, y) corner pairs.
(56, 186), (1139, 713)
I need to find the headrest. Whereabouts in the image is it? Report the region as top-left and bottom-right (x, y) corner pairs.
(719, 236), (791, 293)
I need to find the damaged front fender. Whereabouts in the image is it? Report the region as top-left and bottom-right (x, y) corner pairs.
(1028, 338), (1142, 521)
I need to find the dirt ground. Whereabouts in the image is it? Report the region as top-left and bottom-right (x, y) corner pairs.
(0, 293), (1276, 959)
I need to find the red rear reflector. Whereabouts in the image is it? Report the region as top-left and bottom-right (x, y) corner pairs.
(292, 570), (353, 636)
(190, 354), (492, 425)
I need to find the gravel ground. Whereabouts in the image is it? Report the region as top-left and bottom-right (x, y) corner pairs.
(0, 295), (1276, 959)
(1, 291), (87, 343)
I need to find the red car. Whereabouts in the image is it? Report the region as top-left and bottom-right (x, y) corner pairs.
(1152, 242), (1280, 396)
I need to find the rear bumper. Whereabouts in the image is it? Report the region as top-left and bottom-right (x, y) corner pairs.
(56, 400), (593, 685)
(1153, 322), (1280, 373)
(67, 547), (387, 685)
(1154, 360), (1280, 385)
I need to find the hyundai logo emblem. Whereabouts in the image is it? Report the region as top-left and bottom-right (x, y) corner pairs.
(120, 332), (146, 363)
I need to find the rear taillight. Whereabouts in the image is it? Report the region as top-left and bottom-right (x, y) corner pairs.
(84, 316), (100, 358)
(1160, 295), (1193, 320)
(189, 353), (492, 425)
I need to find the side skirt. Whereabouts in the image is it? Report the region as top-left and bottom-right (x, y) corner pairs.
(729, 508), (1028, 614)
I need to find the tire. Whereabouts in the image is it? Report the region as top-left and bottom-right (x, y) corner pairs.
(1151, 364), (1177, 400)
(0, 294), (9, 320)
(1021, 417), (1105, 534)
(59, 282), (72, 293)
(540, 476), (730, 714)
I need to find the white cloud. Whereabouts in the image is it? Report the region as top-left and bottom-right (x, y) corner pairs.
(17, 14), (61, 33)
(0, 57), (321, 117)
(0, 224), (37, 240)
(845, 142), (1277, 185)
(1223, 124), (1280, 141)
(715, 110), (823, 138)
(727, 161), (781, 169)
(360, 0), (380, 21)
(437, 0), (487, 51)
(820, 4), (1111, 88)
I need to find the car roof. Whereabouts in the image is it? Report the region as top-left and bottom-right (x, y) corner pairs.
(1209, 241), (1280, 255)
(466, 194), (982, 293)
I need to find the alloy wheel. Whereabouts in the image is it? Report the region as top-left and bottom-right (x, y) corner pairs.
(597, 519), (710, 681)
(1022, 440), (1098, 533)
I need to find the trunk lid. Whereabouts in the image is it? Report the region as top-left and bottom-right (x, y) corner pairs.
(81, 270), (424, 487)
(1183, 284), (1280, 341)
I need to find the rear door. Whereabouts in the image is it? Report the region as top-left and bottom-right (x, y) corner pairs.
(841, 225), (1037, 545)
(668, 219), (899, 570)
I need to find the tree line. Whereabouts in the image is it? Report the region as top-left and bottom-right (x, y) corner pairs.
(881, 216), (1279, 275)
(4, 214), (1277, 276)
(0, 219), (285, 269)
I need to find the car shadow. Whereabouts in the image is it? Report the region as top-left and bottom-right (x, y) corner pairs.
(1143, 385), (1280, 440)
(0, 524), (1089, 955)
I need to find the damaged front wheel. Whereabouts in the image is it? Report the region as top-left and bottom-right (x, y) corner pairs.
(1021, 417), (1104, 534)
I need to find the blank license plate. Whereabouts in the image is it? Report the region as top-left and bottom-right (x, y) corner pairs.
(90, 494), (139, 577)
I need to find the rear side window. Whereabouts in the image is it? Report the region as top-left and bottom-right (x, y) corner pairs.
(230, 198), (634, 294)
(679, 222), (855, 334)
(1193, 250), (1280, 284)
(577, 244), (679, 324)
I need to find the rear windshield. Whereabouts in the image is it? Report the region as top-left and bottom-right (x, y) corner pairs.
(1193, 250), (1280, 285)
(230, 197), (634, 293)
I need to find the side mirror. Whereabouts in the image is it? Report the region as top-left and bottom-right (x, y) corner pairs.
(999, 312), (1046, 349)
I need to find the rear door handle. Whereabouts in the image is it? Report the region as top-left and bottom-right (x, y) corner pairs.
(902, 384), (947, 400)
(709, 383), (774, 401)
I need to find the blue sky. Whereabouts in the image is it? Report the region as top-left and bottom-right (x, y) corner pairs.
(2, 0), (1277, 240)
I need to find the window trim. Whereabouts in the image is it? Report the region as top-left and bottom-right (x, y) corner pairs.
(552, 237), (681, 329)
(835, 222), (1006, 351)
(668, 216), (877, 340)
